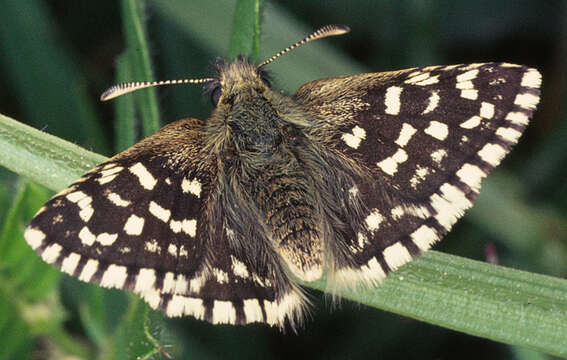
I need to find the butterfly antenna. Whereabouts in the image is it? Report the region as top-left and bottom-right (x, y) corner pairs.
(100, 77), (215, 101)
(257, 24), (350, 69)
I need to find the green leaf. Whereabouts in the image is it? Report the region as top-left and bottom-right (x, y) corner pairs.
(512, 346), (550, 360)
(229, 0), (264, 61)
(114, 296), (174, 360)
(121, 0), (161, 137)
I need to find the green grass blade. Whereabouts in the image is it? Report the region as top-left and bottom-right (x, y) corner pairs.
(229, 0), (264, 61)
(512, 346), (550, 360)
(0, 113), (106, 192)
(114, 54), (137, 152)
(121, 0), (161, 136)
(309, 251), (567, 357)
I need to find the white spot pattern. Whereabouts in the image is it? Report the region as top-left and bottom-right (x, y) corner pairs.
(78, 259), (99, 282)
(341, 125), (367, 149)
(521, 68), (542, 88)
(460, 89), (478, 100)
(384, 86), (403, 115)
(422, 90), (440, 114)
(107, 192), (130, 207)
(383, 243), (412, 270)
(478, 143), (507, 166)
(145, 239), (160, 253)
(456, 163), (485, 192)
(430, 149), (447, 165)
(514, 93), (539, 110)
(24, 227), (45, 250)
(181, 178), (202, 197)
(149, 201), (171, 223)
(480, 102), (495, 119)
(410, 225), (438, 251)
(41, 243), (62, 264)
(231, 255), (250, 279)
(129, 163), (157, 190)
(424, 121), (449, 141)
(79, 226), (96, 246)
(460, 115), (482, 129)
(61, 253), (81, 275)
(365, 209), (384, 232)
(395, 123), (417, 147)
(124, 214), (145, 235)
(376, 148), (408, 176)
(101, 265), (128, 288)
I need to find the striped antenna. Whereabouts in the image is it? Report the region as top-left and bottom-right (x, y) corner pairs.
(257, 24), (350, 69)
(100, 78), (215, 101)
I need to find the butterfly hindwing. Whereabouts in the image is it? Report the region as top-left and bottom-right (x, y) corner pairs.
(294, 63), (541, 286)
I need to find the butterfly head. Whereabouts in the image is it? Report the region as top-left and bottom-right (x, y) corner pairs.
(205, 56), (284, 159)
(205, 56), (271, 108)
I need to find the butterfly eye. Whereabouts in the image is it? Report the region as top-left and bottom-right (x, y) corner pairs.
(211, 86), (222, 107)
(259, 70), (271, 88)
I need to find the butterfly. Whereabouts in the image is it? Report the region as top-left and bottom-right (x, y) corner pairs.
(24, 25), (541, 329)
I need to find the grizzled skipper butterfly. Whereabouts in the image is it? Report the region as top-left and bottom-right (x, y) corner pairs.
(25, 25), (541, 329)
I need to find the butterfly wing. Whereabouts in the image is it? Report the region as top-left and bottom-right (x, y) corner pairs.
(24, 118), (305, 328)
(294, 63), (541, 287)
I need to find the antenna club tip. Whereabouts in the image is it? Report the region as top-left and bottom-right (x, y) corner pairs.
(100, 86), (121, 101)
(99, 90), (114, 102)
(327, 24), (351, 35)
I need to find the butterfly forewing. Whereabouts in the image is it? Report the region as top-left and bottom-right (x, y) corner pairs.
(295, 63), (541, 286)
(25, 118), (305, 328)
(26, 119), (208, 291)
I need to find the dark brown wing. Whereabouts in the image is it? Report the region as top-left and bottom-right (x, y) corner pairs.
(25, 118), (306, 328)
(294, 63), (541, 287)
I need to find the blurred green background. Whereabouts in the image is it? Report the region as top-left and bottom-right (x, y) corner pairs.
(1, 0), (566, 359)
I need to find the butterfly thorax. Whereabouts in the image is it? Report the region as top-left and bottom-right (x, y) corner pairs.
(226, 91), (283, 157)
(204, 58), (330, 281)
